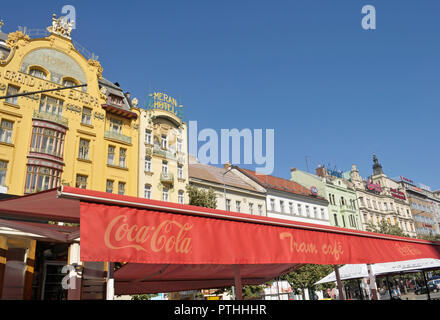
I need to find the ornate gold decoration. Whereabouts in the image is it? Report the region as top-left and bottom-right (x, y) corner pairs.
(6, 31), (30, 48)
(88, 59), (103, 79)
(47, 14), (74, 39)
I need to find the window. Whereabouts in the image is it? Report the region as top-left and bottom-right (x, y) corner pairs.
(236, 201), (241, 213)
(297, 204), (302, 216)
(334, 214), (339, 227)
(107, 146), (115, 165)
(226, 199), (231, 211)
(81, 107), (92, 125)
(178, 190), (184, 204)
(258, 204), (263, 215)
(359, 197), (365, 207)
(313, 207), (317, 219)
(0, 160), (7, 186)
(163, 187), (169, 201)
(177, 164), (184, 179)
(5, 85), (19, 105)
(39, 95), (63, 116)
(75, 174), (87, 189)
(162, 161), (168, 175)
(383, 202), (388, 211)
(106, 180), (114, 193)
(342, 216), (346, 227)
(249, 203), (254, 214)
(289, 202), (293, 214)
(328, 194), (333, 205)
(177, 138), (183, 153)
(110, 118), (123, 133)
(25, 165), (61, 193)
(30, 127), (65, 158)
(279, 201), (284, 213)
(62, 78), (77, 87)
(373, 200), (378, 210)
(0, 119), (13, 144)
(118, 182), (125, 195)
(144, 184), (151, 199)
(270, 199), (275, 211)
(78, 139), (90, 160)
(145, 129), (152, 144)
(367, 198), (372, 209)
(29, 67), (47, 79)
(161, 134), (168, 149)
(145, 156), (152, 172)
(305, 205), (310, 217)
(110, 95), (123, 106)
(320, 208), (324, 220)
(119, 148), (126, 168)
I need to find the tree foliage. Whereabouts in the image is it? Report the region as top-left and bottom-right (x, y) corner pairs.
(186, 185), (217, 209)
(281, 264), (335, 295)
(365, 219), (409, 237)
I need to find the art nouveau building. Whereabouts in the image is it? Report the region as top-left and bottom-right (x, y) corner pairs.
(0, 17), (140, 197)
(138, 101), (188, 203)
(349, 156), (417, 238)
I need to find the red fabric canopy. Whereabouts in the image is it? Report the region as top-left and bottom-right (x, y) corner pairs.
(65, 186), (440, 294)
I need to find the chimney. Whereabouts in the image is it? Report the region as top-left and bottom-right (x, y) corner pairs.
(316, 166), (327, 177)
(291, 167), (296, 172)
(224, 161), (231, 170)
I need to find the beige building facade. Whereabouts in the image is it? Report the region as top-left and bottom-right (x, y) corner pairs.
(349, 156), (417, 237)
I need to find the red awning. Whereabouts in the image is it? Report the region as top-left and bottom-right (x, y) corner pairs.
(0, 218), (79, 242)
(0, 189), (80, 223)
(115, 263), (302, 295)
(1, 187), (440, 295)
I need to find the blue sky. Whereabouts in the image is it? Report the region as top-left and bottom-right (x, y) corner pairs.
(2, 0), (440, 189)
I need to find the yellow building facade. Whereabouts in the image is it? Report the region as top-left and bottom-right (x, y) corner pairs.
(138, 100), (188, 203)
(0, 19), (140, 197)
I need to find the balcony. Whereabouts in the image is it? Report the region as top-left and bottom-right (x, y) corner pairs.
(339, 205), (356, 214)
(104, 130), (132, 144)
(160, 172), (174, 184)
(33, 110), (68, 127)
(153, 145), (176, 160)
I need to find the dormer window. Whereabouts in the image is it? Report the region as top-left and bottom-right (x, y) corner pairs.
(29, 67), (47, 80)
(109, 95), (123, 106)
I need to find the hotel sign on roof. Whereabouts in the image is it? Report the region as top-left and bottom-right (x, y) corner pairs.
(147, 92), (184, 120)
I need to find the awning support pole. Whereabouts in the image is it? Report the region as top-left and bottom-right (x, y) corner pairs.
(234, 265), (242, 300)
(422, 270), (431, 300)
(367, 264), (378, 300)
(106, 262), (115, 300)
(357, 279), (364, 300)
(334, 265), (345, 300)
(386, 276), (393, 300)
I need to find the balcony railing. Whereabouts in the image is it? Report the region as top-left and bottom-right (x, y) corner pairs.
(160, 172), (174, 184)
(339, 205), (356, 213)
(104, 130), (132, 144)
(153, 145), (176, 160)
(33, 110), (68, 127)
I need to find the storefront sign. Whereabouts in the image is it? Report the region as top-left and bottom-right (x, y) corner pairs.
(400, 176), (414, 184)
(366, 180), (382, 193)
(390, 188), (406, 200)
(311, 186), (318, 195)
(148, 92), (184, 119)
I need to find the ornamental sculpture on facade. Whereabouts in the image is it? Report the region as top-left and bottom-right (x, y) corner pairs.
(47, 14), (74, 39)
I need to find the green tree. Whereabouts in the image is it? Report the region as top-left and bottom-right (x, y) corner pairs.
(365, 219), (409, 237)
(186, 185), (217, 209)
(281, 265), (335, 299)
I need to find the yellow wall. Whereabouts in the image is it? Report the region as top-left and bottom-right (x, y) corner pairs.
(0, 31), (140, 196)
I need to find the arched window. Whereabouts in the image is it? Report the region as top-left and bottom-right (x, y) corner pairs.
(28, 66), (48, 80)
(61, 77), (79, 88)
